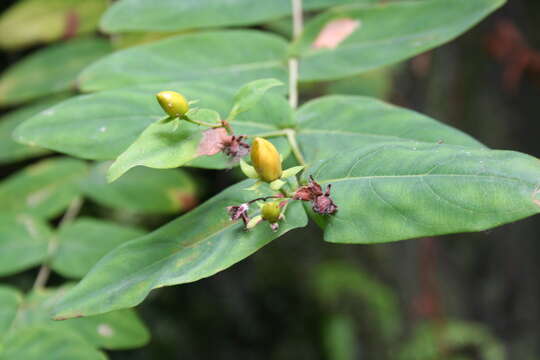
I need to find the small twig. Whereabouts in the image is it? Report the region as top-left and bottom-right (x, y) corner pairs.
(33, 197), (84, 290)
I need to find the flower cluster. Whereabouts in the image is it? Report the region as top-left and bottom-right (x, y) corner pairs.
(227, 196), (286, 232)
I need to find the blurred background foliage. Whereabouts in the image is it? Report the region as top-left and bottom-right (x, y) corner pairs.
(0, 0), (539, 359)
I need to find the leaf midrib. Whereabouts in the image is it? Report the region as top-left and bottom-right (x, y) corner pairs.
(319, 173), (537, 188)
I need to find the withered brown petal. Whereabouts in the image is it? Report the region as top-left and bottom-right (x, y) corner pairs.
(197, 128), (229, 156)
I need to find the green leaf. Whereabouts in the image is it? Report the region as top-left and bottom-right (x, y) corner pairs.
(0, 0), (107, 51)
(78, 30), (288, 92)
(240, 159), (258, 179)
(105, 120), (204, 182)
(229, 78), (283, 119)
(186, 108), (221, 125)
(107, 121), (288, 182)
(294, 0), (505, 81)
(14, 83), (292, 164)
(0, 286), (22, 340)
(296, 95), (484, 165)
(0, 326), (107, 360)
(326, 68), (393, 99)
(100, 0), (375, 33)
(270, 179), (286, 191)
(51, 218), (146, 278)
(7, 286), (149, 350)
(0, 95), (69, 165)
(52, 180), (308, 318)
(0, 37), (111, 107)
(0, 213), (52, 276)
(308, 142), (540, 244)
(0, 158), (88, 219)
(282, 165), (305, 178)
(81, 162), (198, 214)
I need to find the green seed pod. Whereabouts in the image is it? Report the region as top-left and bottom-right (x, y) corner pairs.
(261, 201), (281, 224)
(156, 91), (189, 118)
(250, 137), (282, 182)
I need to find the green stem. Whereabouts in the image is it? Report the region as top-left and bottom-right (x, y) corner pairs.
(185, 117), (223, 128)
(289, 0), (303, 109)
(285, 129), (306, 167)
(251, 130), (288, 138)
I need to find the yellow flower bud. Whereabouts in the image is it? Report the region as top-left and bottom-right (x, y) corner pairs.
(156, 91), (189, 118)
(250, 137), (282, 182)
(261, 201), (281, 224)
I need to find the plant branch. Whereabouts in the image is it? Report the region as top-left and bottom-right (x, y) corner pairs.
(58, 197), (84, 229)
(185, 117), (223, 128)
(252, 130), (288, 138)
(33, 197), (84, 290)
(289, 0), (303, 109)
(33, 264), (50, 291)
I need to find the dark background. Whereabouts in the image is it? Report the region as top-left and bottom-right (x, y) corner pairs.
(1, 0), (540, 359)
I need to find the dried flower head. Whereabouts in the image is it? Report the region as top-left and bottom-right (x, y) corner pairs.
(294, 176), (338, 215)
(293, 176), (323, 201)
(226, 203), (250, 225)
(312, 184), (338, 215)
(222, 135), (250, 162)
(198, 129), (250, 162)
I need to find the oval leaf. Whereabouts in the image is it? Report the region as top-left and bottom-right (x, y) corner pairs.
(0, 214), (52, 276)
(229, 78), (283, 119)
(100, 0), (374, 33)
(294, 0), (505, 81)
(1, 326), (107, 360)
(14, 83), (293, 164)
(53, 180), (308, 319)
(51, 218), (146, 278)
(296, 95), (484, 165)
(7, 286), (149, 350)
(0, 37), (111, 106)
(0, 0), (107, 50)
(81, 162), (198, 214)
(0, 158), (88, 219)
(308, 142), (540, 244)
(0, 95), (69, 164)
(78, 31), (289, 92)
